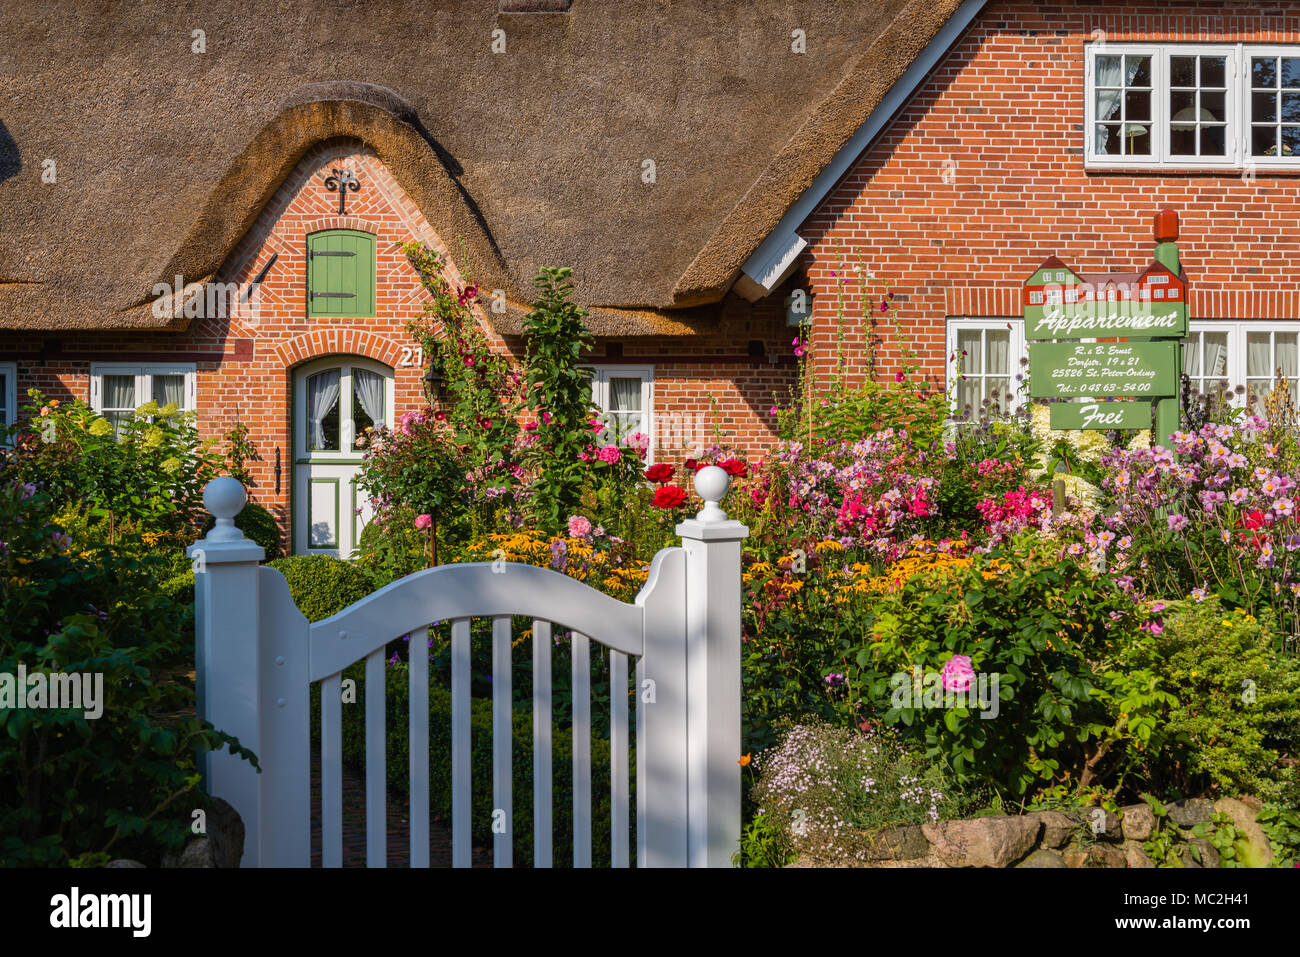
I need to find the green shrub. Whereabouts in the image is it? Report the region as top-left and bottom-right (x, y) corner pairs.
(159, 570), (196, 607)
(1120, 597), (1300, 804)
(338, 660), (624, 867)
(201, 501), (282, 560)
(265, 555), (372, 622)
(0, 481), (255, 866)
(355, 508), (428, 587)
(847, 549), (1175, 798)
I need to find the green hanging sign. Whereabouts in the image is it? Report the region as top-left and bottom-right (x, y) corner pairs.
(1029, 340), (1179, 398)
(1048, 399), (1152, 431)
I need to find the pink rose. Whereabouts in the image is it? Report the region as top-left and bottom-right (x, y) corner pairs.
(567, 515), (592, 538)
(940, 654), (975, 693)
(414, 514), (432, 530)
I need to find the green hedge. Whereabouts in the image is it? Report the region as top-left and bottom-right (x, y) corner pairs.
(337, 660), (632, 867)
(201, 501), (282, 560)
(265, 554), (372, 622)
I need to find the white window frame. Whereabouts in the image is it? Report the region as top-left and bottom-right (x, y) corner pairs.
(584, 364), (655, 462)
(1085, 42), (1300, 171)
(0, 361), (16, 431)
(89, 363), (197, 420)
(1184, 320), (1300, 408)
(945, 319), (1027, 417)
(1243, 46), (1300, 169)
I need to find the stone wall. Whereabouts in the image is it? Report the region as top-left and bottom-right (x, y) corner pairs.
(790, 797), (1274, 868)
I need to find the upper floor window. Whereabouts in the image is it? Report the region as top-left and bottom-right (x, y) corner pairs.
(1086, 43), (1300, 170)
(90, 363), (196, 439)
(307, 229), (376, 318)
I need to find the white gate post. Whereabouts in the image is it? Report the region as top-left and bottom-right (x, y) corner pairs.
(188, 477), (265, 867)
(676, 465), (749, 867)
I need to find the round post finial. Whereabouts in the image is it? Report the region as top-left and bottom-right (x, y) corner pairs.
(693, 465), (730, 523)
(203, 476), (248, 542)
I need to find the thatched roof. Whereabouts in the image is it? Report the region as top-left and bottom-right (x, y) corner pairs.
(0, 0), (964, 333)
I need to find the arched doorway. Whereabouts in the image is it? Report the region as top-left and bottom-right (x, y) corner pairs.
(292, 356), (394, 557)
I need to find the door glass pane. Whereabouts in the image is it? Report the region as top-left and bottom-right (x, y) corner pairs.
(351, 368), (385, 450)
(307, 369), (341, 452)
(0, 372), (6, 423)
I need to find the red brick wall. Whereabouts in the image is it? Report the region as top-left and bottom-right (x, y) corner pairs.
(800, 0), (1300, 391)
(1, 138), (792, 549)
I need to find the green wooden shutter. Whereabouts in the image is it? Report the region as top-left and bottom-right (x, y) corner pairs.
(307, 230), (376, 317)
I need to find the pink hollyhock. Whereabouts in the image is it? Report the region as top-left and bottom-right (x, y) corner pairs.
(414, 514), (432, 530)
(941, 655), (975, 692)
(597, 445), (621, 464)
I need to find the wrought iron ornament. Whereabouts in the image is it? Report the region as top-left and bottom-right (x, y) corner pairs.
(323, 168), (360, 214)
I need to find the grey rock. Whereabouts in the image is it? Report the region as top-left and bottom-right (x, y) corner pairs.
(1213, 797), (1273, 867)
(1088, 844), (1130, 868)
(161, 797), (244, 868)
(1025, 811), (1076, 848)
(1180, 838), (1220, 869)
(1123, 843), (1155, 868)
(1167, 798), (1214, 827)
(1092, 808), (1123, 842)
(861, 825), (930, 861)
(106, 859), (146, 868)
(1120, 804), (1157, 841)
(1017, 848), (1067, 868)
(921, 815), (1041, 868)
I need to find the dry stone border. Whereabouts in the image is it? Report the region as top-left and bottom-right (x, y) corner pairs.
(788, 797), (1274, 868)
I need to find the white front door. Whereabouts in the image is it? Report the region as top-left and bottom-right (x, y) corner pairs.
(293, 357), (394, 557)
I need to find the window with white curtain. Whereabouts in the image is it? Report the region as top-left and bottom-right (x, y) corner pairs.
(946, 319), (1026, 417)
(0, 362), (16, 431)
(584, 365), (654, 458)
(1183, 322), (1300, 410)
(90, 364), (196, 439)
(1086, 43), (1300, 169)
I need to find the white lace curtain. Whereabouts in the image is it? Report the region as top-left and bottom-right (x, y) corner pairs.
(308, 369), (340, 450)
(353, 368), (385, 429)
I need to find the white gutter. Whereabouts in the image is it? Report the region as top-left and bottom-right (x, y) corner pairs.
(737, 0), (988, 299)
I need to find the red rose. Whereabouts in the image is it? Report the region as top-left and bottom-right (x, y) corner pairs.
(652, 485), (688, 509)
(683, 458), (699, 472)
(644, 463), (674, 483)
(718, 458), (748, 478)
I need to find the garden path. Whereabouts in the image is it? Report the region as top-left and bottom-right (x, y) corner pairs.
(309, 754), (494, 868)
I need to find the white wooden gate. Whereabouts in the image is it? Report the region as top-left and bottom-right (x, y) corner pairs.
(189, 467), (748, 868)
